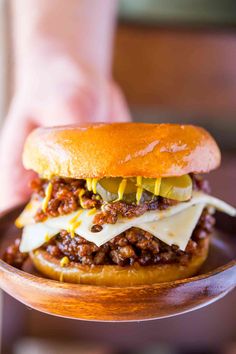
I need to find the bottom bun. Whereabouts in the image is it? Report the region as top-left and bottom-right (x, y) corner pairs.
(30, 238), (210, 287)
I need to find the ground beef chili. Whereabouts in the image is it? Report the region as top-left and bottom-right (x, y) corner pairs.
(3, 175), (213, 268)
(4, 208), (214, 268)
(93, 197), (178, 226)
(3, 238), (28, 269)
(30, 177), (101, 222)
(191, 174), (211, 194)
(31, 174), (209, 224)
(43, 207), (215, 266)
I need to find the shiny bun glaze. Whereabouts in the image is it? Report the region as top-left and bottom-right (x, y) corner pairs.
(30, 238), (209, 286)
(23, 123), (221, 179)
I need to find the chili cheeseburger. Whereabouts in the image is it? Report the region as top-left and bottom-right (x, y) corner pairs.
(5, 123), (236, 286)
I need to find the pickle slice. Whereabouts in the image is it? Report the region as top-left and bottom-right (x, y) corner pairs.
(160, 175), (192, 201)
(96, 178), (137, 202)
(141, 175), (192, 201)
(141, 178), (161, 195)
(96, 175), (192, 202)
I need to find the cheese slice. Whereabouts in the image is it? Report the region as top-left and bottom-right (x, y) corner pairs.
(20, 204), (204, 252)
(20, 223), (60, 253)
(139, 203), (205, 250)
(19, 192), (236, 253)
(15, 199), (41, 228)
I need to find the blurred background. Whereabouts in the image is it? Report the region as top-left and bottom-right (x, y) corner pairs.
(0, 0), (236, 353)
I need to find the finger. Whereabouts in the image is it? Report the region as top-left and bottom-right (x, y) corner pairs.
(108, 83), (132, 122)
(0, 108), (37, 211)
(34, 87), (100, 127)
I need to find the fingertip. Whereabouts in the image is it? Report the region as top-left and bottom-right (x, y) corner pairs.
(108, 82), (132, 123)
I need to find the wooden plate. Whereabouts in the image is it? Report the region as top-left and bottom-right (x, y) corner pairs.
(0, 205), (235, 322)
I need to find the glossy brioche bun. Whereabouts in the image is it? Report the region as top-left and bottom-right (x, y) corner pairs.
(23, 123), (221, 179)
(30, 238), (209, 286)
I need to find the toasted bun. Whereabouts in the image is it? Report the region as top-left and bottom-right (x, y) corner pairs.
(23, 123), (220, 179)
(30, 238), (209, 286)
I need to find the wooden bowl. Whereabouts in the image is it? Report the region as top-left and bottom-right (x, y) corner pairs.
(0, 205), (235, 322)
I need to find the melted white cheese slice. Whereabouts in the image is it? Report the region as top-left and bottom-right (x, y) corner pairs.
(15, 199), (41, 228)
(139, 203), (205, 251)
(19, 192), (236, 253)
(20, 223), (60, 253)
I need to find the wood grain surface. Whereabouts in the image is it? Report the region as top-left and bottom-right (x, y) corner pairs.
(0, 206), (235, 322)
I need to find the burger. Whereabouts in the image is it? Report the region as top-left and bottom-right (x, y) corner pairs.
(6, 123), (236, 286)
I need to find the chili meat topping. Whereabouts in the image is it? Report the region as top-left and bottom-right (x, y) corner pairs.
(42, 208), (214, 267)
(4, 208), (214, 268)
(3, 175), (213, 268)
(31, 174), (210, 224)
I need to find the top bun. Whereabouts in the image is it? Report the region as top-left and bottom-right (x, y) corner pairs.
(23, 123), (221, 179)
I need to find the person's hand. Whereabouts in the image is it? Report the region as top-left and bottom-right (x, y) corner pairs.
(0, 54), (131, 210)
